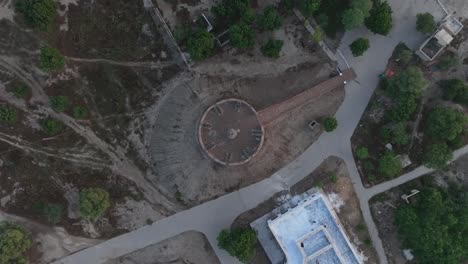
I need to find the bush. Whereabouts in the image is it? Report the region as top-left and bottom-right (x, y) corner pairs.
(329, 172), (338, 183)
(187, 31), (215, 61)
(11, 84), (30, 98)
(43, 203), (64, 225)
(39, 46), (65, 72)
(261, 39), (283, 58)
(386, 66), (428, 98)
(217, 228), (257, 263)
(423, 143), (453, 169)
(378, 152), (402, 178)
(280, 0), (296, 12)
(441, 79), (468, 105)
(342, 8), (365, 30)
(323, 117), (338, 132)
(365, 0), (392, 35)
(72, 106), (89, 119)
(79, 188), (110, 221)
(425, 107), (466, 141)
(437, 54), (459, 71)
(416, 13), (436, 34)
(350, 38), (370, 57)
(312, 27), (324, 43)
(357, 147), (369, 159)
(230, 22), (256, 49)
(0, 106), (17, 124)
(50, 95), (69, 112)
(41, 118), (63, 134)
(0, 222), (32, 264)
(15, 0), (57, 30)
(398, 49), (413, 64)
(257, 5), (282, 31)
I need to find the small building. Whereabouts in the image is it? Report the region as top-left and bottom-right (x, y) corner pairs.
(251, 190), (362, 264)
(416, 16), (463, 61)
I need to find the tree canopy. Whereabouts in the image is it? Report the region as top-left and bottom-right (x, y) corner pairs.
(79, 188), (110, 221)
(261, 39), (283, 58)
(365, 0), (392, 35)
(386, 66), (428, 98)
(423, 143), (453, 169)
(0, 106), (17, 125)
(416, 13), (436, 34)
(299, 0), (321, 17)
(257, 5), (282, 31)
(0, 222), (32, 264)
(39, 46), (65, 72)
(350, 37), (370, 57)
(425, 107), (466, 141)
(230, 22), (256, 49)
(211, 0), (251, 24)
(441, 79), (468, 106)
(381, 122), (410, 145)
(217, 228), (257, 263)
(396, 187), (468, 264)
(323, 117), (338, 132)
(16, 0), (57, 30)
(342, 8), (365, 31)
(187, 30), (215, 61)
(378, 152), (402, 178)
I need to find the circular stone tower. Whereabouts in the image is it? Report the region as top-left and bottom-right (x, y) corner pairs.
(198, 99), (264, 166)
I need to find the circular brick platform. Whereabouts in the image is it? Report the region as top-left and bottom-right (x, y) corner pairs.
(198, 99), (264, 166)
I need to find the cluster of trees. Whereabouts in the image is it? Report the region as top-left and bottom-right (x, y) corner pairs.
(0, 222), (32, 264)
(396, 187), (468, 263)
(217, 227), (257, 263)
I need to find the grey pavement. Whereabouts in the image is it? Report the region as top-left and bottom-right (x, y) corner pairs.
(53, 1), (463, 264)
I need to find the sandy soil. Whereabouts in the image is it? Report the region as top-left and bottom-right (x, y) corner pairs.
(104, 231), (220, 264)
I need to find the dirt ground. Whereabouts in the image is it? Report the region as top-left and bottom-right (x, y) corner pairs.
(370, 153), (468, 264)
(104, 231), (221, 264)
(232, 157), (378, 264)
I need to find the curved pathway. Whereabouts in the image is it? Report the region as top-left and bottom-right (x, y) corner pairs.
(53, 0), (457, 263)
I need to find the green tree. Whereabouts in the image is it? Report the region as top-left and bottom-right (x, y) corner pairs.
(425, 107), (466, 141)
(299, 0), (321, 16)
(350, 37), (370, 57)
(423, 143), (453, 169)
(79, 188), (110, 221)
(0, 222), (32, 264)
(365, 0), (392, 35)
(398, 49), (413, 64)
(230, 22), (256, 49)
(257, 6), (283, 31)
(41, 118), (63, 134)
(351, 0), (372, 17)
(378, 152), (402, 178)
(211, 0), (251, 24)
(441, 79), (468, 105)
(49, 96), (69, 112)
(357, 146), (369, 159)
(43, 203), (64, 225)
(416, 13), (436, 34)
(0, 106), (17, 124)
(389, 122), (410, 145)
(187, 31), (215, 61)
(15, 0), (57, 30)
(386, 95), (418, 122)
(396, 188), (468, 264)
(10, 84), (30, 99)
(217, 228), (257, 263)
(323, 117), (338, 132)
(261, 39), (283, 58)
(437, 54), (459, 71)
(39, 46), (65, 72)
(342, 8), (365, 30)
(72, 106), (89, 119)
(386, 66), (428, 98)
(280, 0), (296, 12)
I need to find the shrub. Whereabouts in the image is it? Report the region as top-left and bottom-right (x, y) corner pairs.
(378, 152), (402, 178)
(11, 84), (30, 98)
(261, 39), (283, 58)
(15, 0), (57, 30)
(437, 54), (459, 71)
(0, 106), (17, 124)
(364, 160), (375, 171)
(72, 106), (89, 119)
(43, 203), (64, 225)
(312, 27), (324, 43)
(0, 222), (32, 264)
(217, 228), (257, 263)
(365, 0), (393, 35)
(230, 22), (256, 49)
(425, 107), (466, 141)
(386, 95), (418, 122)
(49, 95), (69, 112)
(423, 143), (453, 169)
(357, 147), (369, 159)
(39, 46), (65, 72)
(329, 172), (338, 183)
(257, 5), (283, 31)
(187, 31), (215, 61)
(389, 122), (410, 145)
(342, 8), (365, 30)
(41, 118), (63, 134)
(350, 38), (370, 57)
(79, 188), (110, 221)
(416, 13), (436, 34)
(398, 49), (413, 64)
(323, 117), (338, 132)
(441, 79), (468, 105)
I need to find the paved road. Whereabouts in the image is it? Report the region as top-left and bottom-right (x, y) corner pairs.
(53, 0), (457, 263)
